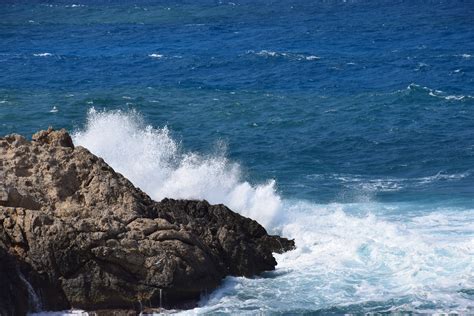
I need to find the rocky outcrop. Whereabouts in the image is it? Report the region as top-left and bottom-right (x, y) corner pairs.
(0, 128), (294, 314)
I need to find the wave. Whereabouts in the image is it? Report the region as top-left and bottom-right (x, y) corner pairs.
(72, 110), (474, 314)
(247, 50), (321, 61)
(148, 53), (183, 59)
(148, 53), (164, 59)
(72, 108), (282, 228)
(33, 53), (52, 57)
(41, 4), (85, 8)
(406, 83), (473, 101)
(190, 201), (474, 314)
(306, 171), (471, 193)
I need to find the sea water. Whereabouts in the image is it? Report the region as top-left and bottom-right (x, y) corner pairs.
(1, 1), (473, 314)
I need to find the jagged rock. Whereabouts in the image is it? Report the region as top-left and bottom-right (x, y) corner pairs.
(0, 129), (294, 314)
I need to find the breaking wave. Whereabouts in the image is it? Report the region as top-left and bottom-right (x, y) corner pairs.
(72, 109), (474, 314)
(72, 108), (282, 228)
(247, 50), (321, 61)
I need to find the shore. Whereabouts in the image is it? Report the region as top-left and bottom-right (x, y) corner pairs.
(0, 128), (294, 315)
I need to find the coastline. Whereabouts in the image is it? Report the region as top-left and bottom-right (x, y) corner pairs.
(0, 128), (294, 315)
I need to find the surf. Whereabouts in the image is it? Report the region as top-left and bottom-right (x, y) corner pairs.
(71, 109), (474, 314)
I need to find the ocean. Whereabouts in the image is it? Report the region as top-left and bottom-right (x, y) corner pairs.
(1, 0), (473, 314)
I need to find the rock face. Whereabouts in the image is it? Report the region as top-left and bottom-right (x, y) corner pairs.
(0, 128), (294, 314)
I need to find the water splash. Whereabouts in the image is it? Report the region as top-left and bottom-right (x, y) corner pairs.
(72, 109), (474, 314)
(72, 108), (282, 229)
(190, 201), (474, 314)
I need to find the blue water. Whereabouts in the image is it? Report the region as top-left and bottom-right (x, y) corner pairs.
(2, 1), (474, 314)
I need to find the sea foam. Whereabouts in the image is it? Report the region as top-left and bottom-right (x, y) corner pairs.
(148, 53), (164, 59)
(72, 109), (474, 314)
(248, 50), (321, 61)
(72, 108), (282, 228)
(33, 53), (52, 57)
(191, 201), (474, 314)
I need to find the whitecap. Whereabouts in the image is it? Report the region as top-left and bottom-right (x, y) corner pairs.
(148, 53), (164, 59)
(255, 50), (278, 57)
(406, 83), (472, 101)
(307, 171), (471, 195)
(444, 95), (465, 100)
(249, 50), (321, 61)
(33, 53), (52, 57)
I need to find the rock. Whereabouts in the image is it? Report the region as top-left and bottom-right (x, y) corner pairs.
(31, 127), (74, 148)
(0, 247), (29, 316)
(0, 129), (295, 314)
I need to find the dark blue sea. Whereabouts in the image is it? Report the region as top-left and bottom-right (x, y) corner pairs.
(2, 1), (474, 314)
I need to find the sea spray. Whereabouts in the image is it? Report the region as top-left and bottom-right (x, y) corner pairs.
(73, 109), (474, 313)
(72, 108), (282, 229)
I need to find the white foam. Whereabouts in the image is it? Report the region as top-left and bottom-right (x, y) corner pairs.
(406, 83), (472, 101)
(72, 109), (282, 228)
(149, 53), (164, 59)
(306, 171), (470, 195)
(71, 109), (474, 313)
(33, 53), (52, 57)
(254, 50), (278, 57)
(249, 50), (321, 61)
(189, 202), (474, 314)
(444, 95), (465, 101)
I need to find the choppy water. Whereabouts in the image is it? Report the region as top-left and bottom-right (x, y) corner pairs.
(2, 1), (474, 314)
